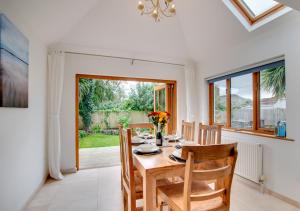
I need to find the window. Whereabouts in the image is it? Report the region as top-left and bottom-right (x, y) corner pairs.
(259, 67), (286, 129)
(223, 0), (292, 32)
(231, 0), (285, 25)
(214, 80), (227, 124)
(240, 0), (280, 18)
(231, 74), (253, 129)
(208, 60), (286, 135)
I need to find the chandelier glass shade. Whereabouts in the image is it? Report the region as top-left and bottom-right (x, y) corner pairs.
(137, 0), (176, 22)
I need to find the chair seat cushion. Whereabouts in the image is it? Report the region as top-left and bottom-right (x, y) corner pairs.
(157, 181), (225, 211)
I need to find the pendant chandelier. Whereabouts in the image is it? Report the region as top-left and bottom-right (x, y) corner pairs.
(137, 0), (176, 22)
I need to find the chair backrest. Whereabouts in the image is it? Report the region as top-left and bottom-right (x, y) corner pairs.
(119, 128), (137, 201)
(128, 123), (154, 134)
(181, 144), (238, 211)
(181, 120), (195, 142)
(198, 123), (222, 145)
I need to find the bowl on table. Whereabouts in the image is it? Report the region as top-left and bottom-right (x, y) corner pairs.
(136, 144), (159, 153)
(172, 149), (182, 159)
(170, 149), (186, 162)
(164, 135), (181, 142)
(138, 133), (154, 139)
(132, 136), (145, 144)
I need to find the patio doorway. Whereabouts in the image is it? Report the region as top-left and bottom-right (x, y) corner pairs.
(75, 74), (177, 170)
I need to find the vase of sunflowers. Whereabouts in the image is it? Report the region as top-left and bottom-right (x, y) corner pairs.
(148, 111), (170, 146)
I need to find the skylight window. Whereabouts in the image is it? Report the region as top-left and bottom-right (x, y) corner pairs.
(223, 0), (292, 31)
(240, 0), (279, 17)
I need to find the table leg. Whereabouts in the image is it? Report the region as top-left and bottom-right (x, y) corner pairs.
(143, 172), (156, 211)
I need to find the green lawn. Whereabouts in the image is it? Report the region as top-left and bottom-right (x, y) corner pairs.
(79, 133), (119, 148)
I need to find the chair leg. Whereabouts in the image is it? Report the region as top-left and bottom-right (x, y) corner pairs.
(128, 195), (136, 211)
(123, 189), (128, 211)
(157, 196), (168, 211)
(159, 203), (164, 211)
(121, 174), (123, 190)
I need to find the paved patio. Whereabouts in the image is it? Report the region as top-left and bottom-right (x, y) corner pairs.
(79, 146), (120, 169)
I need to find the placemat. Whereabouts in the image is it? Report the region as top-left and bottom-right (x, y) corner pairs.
(169, 154), (186, 163)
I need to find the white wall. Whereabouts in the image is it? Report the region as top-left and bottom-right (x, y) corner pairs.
(0, 11), (48, 211)
(196, 11), (300, 203)
(61, 53), (187, 171)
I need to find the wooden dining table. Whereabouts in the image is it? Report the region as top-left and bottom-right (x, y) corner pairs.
(133, 143), (186, 211)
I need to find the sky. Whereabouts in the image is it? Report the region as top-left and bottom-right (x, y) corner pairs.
(121, 81), (138, 96)
(242, 0), (279, 17)
(120, 81), (155, 96)
(215, 74), (274, 100)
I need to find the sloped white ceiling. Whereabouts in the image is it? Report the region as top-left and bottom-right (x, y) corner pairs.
(176, 0), (299, 63)
(58, 0), (188, 63)
(175, 0), (251, 63)
(0, 0), (100, 44)
(277, 0), (300, 11)
(1, 0), (299, 64)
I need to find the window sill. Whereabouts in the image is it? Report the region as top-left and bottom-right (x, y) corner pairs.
(222, 128), (294, 142)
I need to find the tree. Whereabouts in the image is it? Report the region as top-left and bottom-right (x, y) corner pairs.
(79, 79), (124, 131)
(79, 78), (95, 132)
(261, 66), (286, 98)
(79, 78), (92, 101)
(214, 87), (226, 112)
(123, 83), (154, 112)
(93, 80), (125, 106)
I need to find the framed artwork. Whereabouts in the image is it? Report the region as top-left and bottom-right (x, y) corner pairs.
(0, 13), (29, 108)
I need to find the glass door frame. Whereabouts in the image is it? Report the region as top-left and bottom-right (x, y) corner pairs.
(75, 74), (177, 170)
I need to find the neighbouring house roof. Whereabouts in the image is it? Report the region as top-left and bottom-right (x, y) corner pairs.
(261, 97), (286, 109)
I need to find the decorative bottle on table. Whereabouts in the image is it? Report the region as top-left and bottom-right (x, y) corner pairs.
(156, 124), (163, 146)
(148, 111), (170, 146)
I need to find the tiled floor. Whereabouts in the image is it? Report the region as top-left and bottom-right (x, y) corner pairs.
(79, 146), (120, 169)
(25, 166), (300, 211)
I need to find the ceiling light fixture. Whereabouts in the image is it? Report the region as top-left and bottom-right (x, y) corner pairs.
(137, 0), (176, 22)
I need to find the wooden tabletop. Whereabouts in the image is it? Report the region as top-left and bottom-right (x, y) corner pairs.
(132, 143), (186, 211)
(133, 145), (185, 173)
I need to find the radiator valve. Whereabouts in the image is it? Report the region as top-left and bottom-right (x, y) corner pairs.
(259, 175), (265, 184)
(259, 175), (266, 193)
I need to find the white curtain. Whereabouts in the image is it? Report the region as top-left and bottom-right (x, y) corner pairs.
(48, 51), (65, 180)
(184, 61), (198, 122)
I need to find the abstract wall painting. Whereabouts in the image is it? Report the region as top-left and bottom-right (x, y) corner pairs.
(0, 14), (29, 108)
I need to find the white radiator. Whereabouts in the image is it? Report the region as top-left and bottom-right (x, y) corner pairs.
(222, 138), (264, 184)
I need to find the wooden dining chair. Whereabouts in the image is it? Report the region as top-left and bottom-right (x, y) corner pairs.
(157, 143), (238, 211)
(120, 128), (143, 211)
(128, 123), (154, 135)
(120, 128), (172, 211)
(198, 123), (222, 145)
(181, 120), (195, 142)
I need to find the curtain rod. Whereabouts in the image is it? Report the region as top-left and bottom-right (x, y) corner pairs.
(65, 51), (185, 67)
(205, 55), (285, 82)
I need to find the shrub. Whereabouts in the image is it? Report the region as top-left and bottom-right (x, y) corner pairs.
(91, 125), (101, 134)
(101, 128), (119, 135)
(79, 130), (88, 138)
(118, 115), (130, 128)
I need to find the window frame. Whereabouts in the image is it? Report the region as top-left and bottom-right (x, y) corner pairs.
(230, 0), (285, 26)
(211, 79), (228, 125)
(209, 64), (286, 136)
